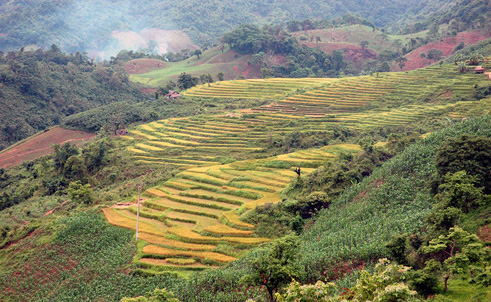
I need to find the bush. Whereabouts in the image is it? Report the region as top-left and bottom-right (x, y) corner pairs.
(427, 49), (443, 61)
(66, 180), (94, 205)
(408, 270), (439, 297)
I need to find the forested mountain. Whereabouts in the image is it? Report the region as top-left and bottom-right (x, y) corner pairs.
(0, 0), (459, 57)
(0, 47), (144, 150)
(397, 0), (491, 34)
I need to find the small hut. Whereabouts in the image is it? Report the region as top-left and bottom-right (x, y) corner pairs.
(165, 90), (182, 99)
(475, 66), (485, 74)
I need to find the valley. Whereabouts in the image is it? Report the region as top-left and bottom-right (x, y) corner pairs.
(1, 1), (491, 301)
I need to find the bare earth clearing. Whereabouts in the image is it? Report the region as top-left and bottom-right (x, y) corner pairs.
(0, 127), (96, 169)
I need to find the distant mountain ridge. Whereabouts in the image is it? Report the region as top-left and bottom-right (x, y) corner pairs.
(0, 0), (459, 58)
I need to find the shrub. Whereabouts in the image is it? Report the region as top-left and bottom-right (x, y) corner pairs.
(66, 181), (93, 205)
(427, 49), (443, 61)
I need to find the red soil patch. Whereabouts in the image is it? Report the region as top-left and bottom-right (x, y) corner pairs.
(403, 30), (491, 71)
(343, 48), (377, 69)
(0, 127), (96, 169)
(124, 58), (167, 74)
(44, 201), (69, 216)
(4, 228), (40, 250)
(300, 41), (376, 67)
(140, 87), (157, 95)
(479, 224), (491, 243)
(328, 259), (366, 280)
(355, 180), (384, 201)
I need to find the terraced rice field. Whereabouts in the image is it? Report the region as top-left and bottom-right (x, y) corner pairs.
(185, 65), (489, 117)
(184, 78), (334, 99)
(106, 64), (491, 273)
(104, 144), (361, 271)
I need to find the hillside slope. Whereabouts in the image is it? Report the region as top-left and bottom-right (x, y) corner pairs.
(298, 115), (491, 281)
(1, 62), (491, 301)
(110, 63), (491, 275)
(127, 46), (259, 86)
(0, 0), (458, 55)
(0, 48), (144, 150)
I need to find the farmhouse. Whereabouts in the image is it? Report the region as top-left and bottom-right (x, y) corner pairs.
(166, 90), (182, 99)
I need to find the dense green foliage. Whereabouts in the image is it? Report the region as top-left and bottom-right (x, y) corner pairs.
(0, 48), (144, 149)
(286, 14), (375, 32)
(240, 234), (301, 301)
(0, 0), (460, 53)
(0, 136), (173, 239)
(297, 116), (491, 283)
(0, 213), (174, 302)
(222, 24), (346, 77)
(434, 135), (491, 194)
(286, 146), (393, 201)
(399, 0), (491, 35)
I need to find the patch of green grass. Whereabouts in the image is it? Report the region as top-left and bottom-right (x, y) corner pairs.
(428, 278), (491, 302)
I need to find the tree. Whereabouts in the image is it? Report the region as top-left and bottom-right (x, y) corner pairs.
(434, 171), (484, 213)
(217, 72), (224, 81)
(393, 39), (403, 53)
(177, 72), (199, 90)
(469, 53), (484, 65)
(348, 259), (418, 301)
(241, 234), (301, 301)
(82, 139), (109, 173)
(426, 49), (443, 61)
(457, 61), (468, 73)
(395, 56), (408, 70)
(63, 155), (89, 182)
(427, 24), (440, 40)
(377, 62), (390, 73)
(426, 206), (463, 236)
(67, 180), (93, 205)
(53, 143), (79, 172)
(193, 49), (202, 60)
(435, 135), (491, 194)
(289, 191), (330, 219)
(377, 33), (388, 45)
(423, 227), (488, 292)
(360, 40), (369, 50)
(199, 74), (207, 84)
(250, 52), (265, 67)
(275, 280), (337, 302)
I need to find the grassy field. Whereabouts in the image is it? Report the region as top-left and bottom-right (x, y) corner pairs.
(129, 45), (258, 86)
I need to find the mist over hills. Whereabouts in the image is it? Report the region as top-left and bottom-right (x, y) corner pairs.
(0, 0), (459, 59)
